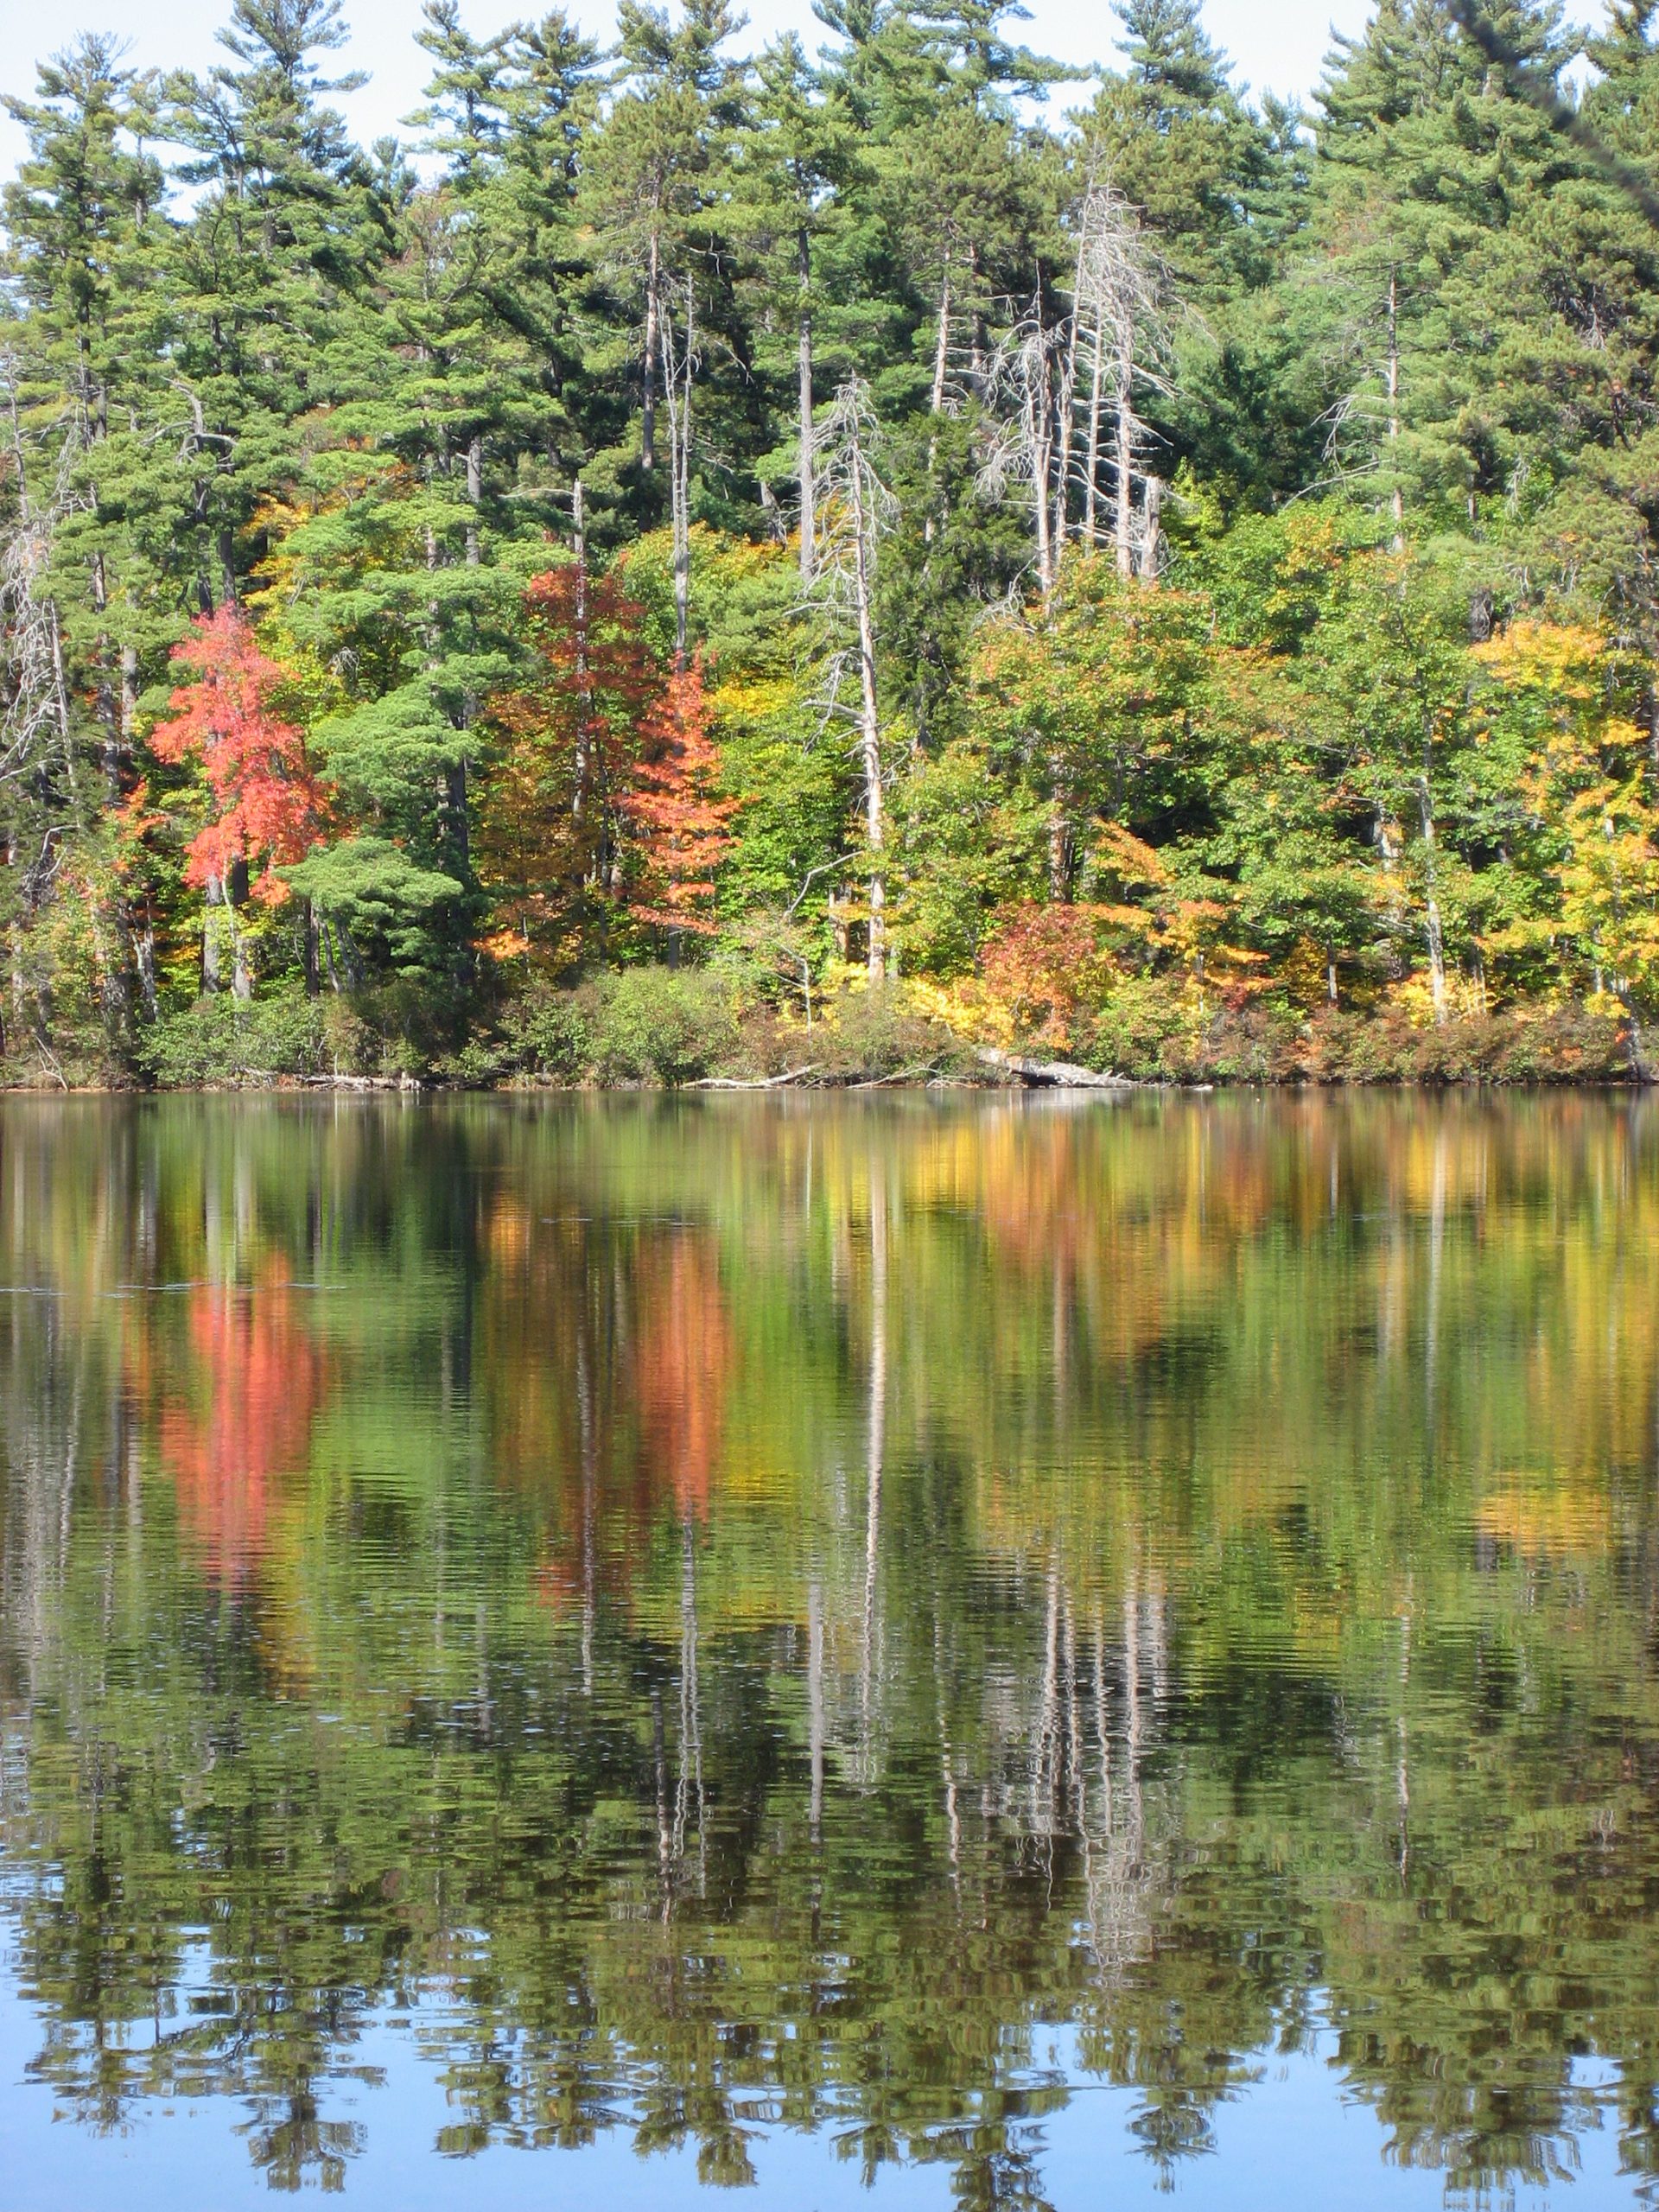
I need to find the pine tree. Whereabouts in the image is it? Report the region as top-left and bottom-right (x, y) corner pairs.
(2, 37), (170, 1047)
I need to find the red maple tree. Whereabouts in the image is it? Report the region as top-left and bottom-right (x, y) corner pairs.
(149, 607), (322, 899)
(619, 655), (738, 935)
(478, 562), (659, 961)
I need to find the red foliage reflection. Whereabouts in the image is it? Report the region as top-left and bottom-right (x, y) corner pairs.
(138, 1274), (328, 1586)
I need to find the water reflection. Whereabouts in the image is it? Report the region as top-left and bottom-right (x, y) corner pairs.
(1, 1093), (1656, 2206)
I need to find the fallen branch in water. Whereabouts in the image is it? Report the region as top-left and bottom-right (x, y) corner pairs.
(290, 1071), (416, 1090)
(849, 1063), (938, 1088)
(690, 1065), (821, 1090)
(975, 1047), (1135, 1090)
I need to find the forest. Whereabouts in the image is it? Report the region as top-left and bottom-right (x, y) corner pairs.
(4, 0), (1659, 1086)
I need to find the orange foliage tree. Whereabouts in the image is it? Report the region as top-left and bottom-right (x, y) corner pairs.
(149, 607), (323, 901)
(478, 562), (658, 965)
(619, 655), (738, 938)
(977, 901), (1126, 1051)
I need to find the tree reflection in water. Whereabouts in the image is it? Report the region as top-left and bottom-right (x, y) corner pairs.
(0, 1093), (1656, 2204)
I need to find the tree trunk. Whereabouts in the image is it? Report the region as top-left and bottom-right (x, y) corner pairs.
(202, 874), (223, 995)
(798, 229), (816, 586)
(229, 856), (251, 1002)
(1054, 225), (1090, 567)
(136, 921), (157, 1019)
(465, 434), (482, 566)
(302, 898), (321, 999)
(1047, 769), (1069, 901)
(572, 480), (591, 831)
(1084, 309), (1104, 545)
(1027, 329), (1055, 603)
(967, 242), (988, 399)
(849, 429), (885, 979)
(1417, 777), (1447, 1027)
(642, 228), (661, 474)
(1114, 310), (1135, 582)
(659, 276), (694, 661)
(120, 643), (138, 745)
(1387, 270), (1405, 550)
(1137, 475), (1163, 582)
(445, 759), (470, 881)
(930, 256), (952, 416)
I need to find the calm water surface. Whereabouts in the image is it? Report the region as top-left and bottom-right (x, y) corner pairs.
(1, 1093), (1656, 2209)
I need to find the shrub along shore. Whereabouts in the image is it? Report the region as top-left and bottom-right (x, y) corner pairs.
(25, 969), (1634, 1091)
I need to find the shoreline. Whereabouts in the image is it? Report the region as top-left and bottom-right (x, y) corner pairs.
(2, 1071), (1652, 1097)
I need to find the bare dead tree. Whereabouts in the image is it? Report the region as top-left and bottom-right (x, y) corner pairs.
(989, 185), (1173, 594)
(803, 380), (899, 979)
(1065, 184), (1173, 580)
(1079, 187), (1167, 579)
(991, 307), (1065, 601)
(1, 361), (79, 806)
(658, 272), (700, 662)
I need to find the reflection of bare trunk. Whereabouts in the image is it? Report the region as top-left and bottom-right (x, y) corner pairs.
(935, 1608), (961, 1878)
(1033, 1561), (1061, 1837)
(808, 1576), (824, 1839)
(677, 1519), (705, 1896)
(1395, 1610), (1412, 1880)
(578, 1337), (596, 1697)
(859, 1168), (887, 1774)
(1426, 1127), (1446, 1420)
(1077, 1603), (1157, 1985)
(652, 1688), (671, 1915)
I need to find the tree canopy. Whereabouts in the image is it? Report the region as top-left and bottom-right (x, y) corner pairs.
(3, 0), (1659, 1084)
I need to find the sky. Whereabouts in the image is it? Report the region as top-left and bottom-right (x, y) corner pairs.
(0, 0), (1378, 184)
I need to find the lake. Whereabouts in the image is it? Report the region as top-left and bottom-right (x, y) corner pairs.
(1, 1092), (1656, 2209)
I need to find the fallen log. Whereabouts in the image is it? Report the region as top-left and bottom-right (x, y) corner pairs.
(690, 1065), (821, 1090)
(849, 1062), (938, 1089)
(975, 1047), (1135, 1090)
(290, 1071), (412, 1090)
